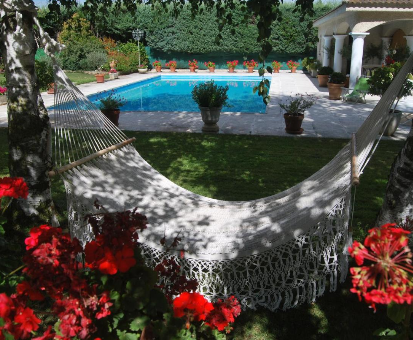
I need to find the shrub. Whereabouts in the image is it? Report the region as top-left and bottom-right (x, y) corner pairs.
(35, 57), (54, 91)
(317, 66), (333, 75)
(83, 51), (108, 71)
(60, 39), (105, 70)
(192, 81), (229, 108)
(328, 72), (346, 84)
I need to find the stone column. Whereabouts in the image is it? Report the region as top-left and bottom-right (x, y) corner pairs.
(349, 32), (369, 89)
(322, 36), (333, 67)
(381, 37), (392, 64)
(404, 36), (413, 54)
(333, 35), (347, 73)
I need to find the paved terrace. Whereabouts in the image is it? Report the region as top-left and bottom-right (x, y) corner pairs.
(0, 69), (412, 140)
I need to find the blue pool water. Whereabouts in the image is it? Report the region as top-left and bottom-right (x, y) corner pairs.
(90, 75), (270, 114)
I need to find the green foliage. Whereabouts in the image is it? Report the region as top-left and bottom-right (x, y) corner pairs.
(35, 57), (54, 91)
(98, 90), (126, 110)
(191, 81), (229, 108)
(82, 51), (108, 71)
(318, 66), (333, 75)
(58, 13), (105, 70)
(367, 62), (413, 98)
(328, 72), (346, 84)
(278, 94), (316, 116)
(364, 43), (382, 63)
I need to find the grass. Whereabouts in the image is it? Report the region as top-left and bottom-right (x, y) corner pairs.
(0, 72), (108, 87)
(0, 129), (406, 339)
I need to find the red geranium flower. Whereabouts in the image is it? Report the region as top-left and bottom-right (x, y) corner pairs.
(205, 296), (241, 332)
(0, 177), (29, 199)
(14, 307), (42, 335)
(173, 292), (214, 329)
(115, 246), (136, 273)
(98, 247), (118, 275)
(0, 293), (14, 319)
(349, 223), (413, 310)
(32, 326), (55, 340)
(16, 281), (44, 301)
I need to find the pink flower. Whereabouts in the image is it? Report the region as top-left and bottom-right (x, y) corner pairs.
(0, 86), (6, 95)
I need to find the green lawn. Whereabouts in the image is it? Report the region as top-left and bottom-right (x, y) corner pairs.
(0, 72), (108, 87)
(0, 129), (406, 339)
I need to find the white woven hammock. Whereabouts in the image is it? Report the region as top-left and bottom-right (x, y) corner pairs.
(44, 22), (413, 309)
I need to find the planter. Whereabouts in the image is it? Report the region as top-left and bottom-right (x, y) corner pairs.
(95, 74), (105, 83)
(155, 66), (162, 72)
(47, 83), (55, 94)
(200, 106), (222, 133)
(138, 68), (148, 74)
(189, 66), (196, 73)
(273, 68), (280, 73)
(327, 83), (344, 100)
(381, 109), (403, 136)
(101, 109), (120, 127)
(0, 96), (6, 106)
(317, 75), (329, 87)
(247, 67), (254, 73)
(208, 67), (215, 73)
(228, 67), (235, 73)
(310, 69), (317, 78)
(284, 113), (304, 134)
(169, 66), (176, 72)
(290, 67), (297, 73)
(109, 72), (119, 80)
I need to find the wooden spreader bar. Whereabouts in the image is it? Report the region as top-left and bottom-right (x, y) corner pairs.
(351, 133), (360, 186)
(48, 138), (136, 177)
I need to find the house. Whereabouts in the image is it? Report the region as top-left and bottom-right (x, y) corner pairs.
(313, 0), (413, 88)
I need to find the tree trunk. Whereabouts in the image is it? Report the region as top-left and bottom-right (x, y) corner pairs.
(0, 1), (53, 233)
(377, 121), (413, 225)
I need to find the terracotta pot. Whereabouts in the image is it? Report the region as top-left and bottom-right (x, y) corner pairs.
(101, 109), (120, 126)
(284, 113), (304, 134)
(95, 74), (105, 83)
(247, 67), (254, 73)
(199, 106), (222, 133)
(228, 67), (235, 73)
(169, 66), (176, 72)
(327, 83), (344, 100)
(208, 67), (215, 73)
(155, 66), (162, 72)
(291, 67), (297, 73)
(317, 75), (329, 87)
(47, 83), (55, 94)
(273, 68), (280, 73)
(189, 66), (196, 72)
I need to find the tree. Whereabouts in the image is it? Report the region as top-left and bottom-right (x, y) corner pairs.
(0, 0), (315, 229)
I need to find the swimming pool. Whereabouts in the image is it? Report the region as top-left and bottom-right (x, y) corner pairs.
(90, 75), (271, 114)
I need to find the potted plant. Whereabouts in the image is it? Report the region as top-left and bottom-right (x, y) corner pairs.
(271, 60), (281, 73)
(166, 60), (177, 72)
(188, 59), (198, 72)
(317, 66), (333, 87)
(227, 60), (238, 73)
(286, 60), (299, 73)
(279, 94), (316, 134)
(138, 64), (148, 74)
(0, 86), (7, 105)
(98, 90), (126, 127)
(152, 60), (162, 72)
(327, 72), (346, 100)
(204, 61), (216, 73)
(308, 59), (321, 78)
(243, 59), (258, 73)
(191, 81), (229, 133)
(367, 62), (413, 136)
(95, 65), (105, 83)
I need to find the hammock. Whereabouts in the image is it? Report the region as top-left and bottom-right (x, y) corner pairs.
(37, 19), (413, 310)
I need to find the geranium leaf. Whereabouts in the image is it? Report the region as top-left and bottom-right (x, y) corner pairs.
(100, 275), (108, 286)
(3, 331), (14, 340)
(112, 312), (124, 329)
(144, 289), (169, 316)
(0, 318), (4, 327)
(130, 316), (150, 331)
(387, 303), (407, 324)
(117, 330), (138, 340)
